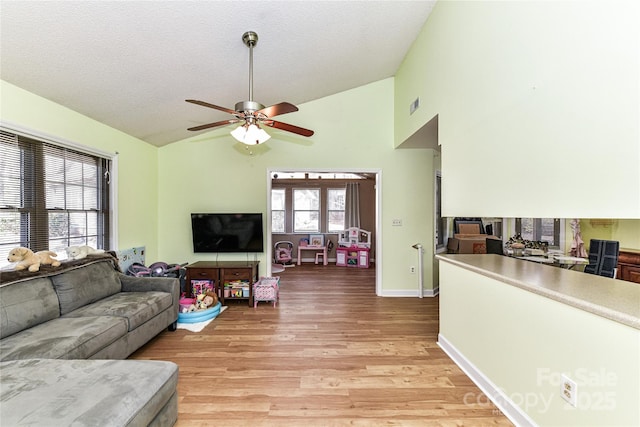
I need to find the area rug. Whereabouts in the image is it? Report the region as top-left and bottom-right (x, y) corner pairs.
(177, 306), (227, 332)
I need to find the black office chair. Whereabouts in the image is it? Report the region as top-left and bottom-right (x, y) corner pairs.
(486, 238), (504, 255)
(584, 239), (619, 278)
(485, 224), (493, 236)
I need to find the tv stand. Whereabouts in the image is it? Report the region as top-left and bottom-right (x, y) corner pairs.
(185, 261), (259, 307)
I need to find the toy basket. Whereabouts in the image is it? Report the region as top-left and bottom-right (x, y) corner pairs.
(253, 276), (280, 308)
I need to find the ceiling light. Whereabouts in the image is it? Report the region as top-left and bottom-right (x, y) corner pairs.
(231, 123), (271, 145)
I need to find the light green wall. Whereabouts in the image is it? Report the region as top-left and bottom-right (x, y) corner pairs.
(580, 219), (640, 250)
(0, 80), (160, 261)
(158, 78), (437, 293)
(395, 1), (640, 218)
(440, 261), (640, 426)
(399, 3), (640, 424)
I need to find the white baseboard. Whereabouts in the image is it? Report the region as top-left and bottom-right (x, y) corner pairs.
(379, 288), (439, 297)
(424, 286), (439, 297)
(437, 334), (537, 427)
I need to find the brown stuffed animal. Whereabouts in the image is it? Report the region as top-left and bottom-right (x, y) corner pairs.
(195, 291), (219, 310)
(203, 291), (218, 308)
(7, 247), (61, 272)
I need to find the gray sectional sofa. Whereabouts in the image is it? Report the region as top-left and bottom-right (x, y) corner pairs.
(0, 254), (180, 426)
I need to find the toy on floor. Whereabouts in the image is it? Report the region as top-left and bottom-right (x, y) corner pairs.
(253, 276), (280, 308)
(179, 296), (196, 312)
(181, 291), (219, 313)
(177, 302), (222, 324)
(65, 245), (105, 260)
(197, 291), (218, 310)
(7, 247), (61, 272)
(273, 241), (294, 266)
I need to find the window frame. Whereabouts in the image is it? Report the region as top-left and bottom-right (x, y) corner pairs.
(326, 187), (346, 233)
(270, 188), (286, 233)
(0, 125), (117, 266)
(292, 187), (321, 233)
(435, 171), (447, 251)
(511, 218), (565, 249)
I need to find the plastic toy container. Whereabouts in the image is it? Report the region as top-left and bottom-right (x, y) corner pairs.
(177, 302), (222, 324)
(179, 297), (195, 312)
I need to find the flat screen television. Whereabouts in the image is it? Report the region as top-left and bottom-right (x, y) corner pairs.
(191, 213), (264, 253)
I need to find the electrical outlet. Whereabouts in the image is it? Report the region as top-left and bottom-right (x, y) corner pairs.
(410, 266), (416, 274)
(561, 374), (577, 407)
(392, 219), (402, 226)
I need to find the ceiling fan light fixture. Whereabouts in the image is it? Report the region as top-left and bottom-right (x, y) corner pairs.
(230, 125), (247, 141)
(255, 126), (271, 144)
(231, 123), (271, 145)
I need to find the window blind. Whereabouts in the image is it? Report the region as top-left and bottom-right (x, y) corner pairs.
(0, 130), (111, 262)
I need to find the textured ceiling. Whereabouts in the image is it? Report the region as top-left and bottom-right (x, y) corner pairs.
(0, 1), (436, 147)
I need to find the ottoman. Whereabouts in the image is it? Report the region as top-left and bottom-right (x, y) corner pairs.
(0, 358), (178, 426)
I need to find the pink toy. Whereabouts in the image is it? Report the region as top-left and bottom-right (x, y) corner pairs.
(273, 241), (293, 265)
(179, 296), (196, 312)
(253, 276), (280, 308)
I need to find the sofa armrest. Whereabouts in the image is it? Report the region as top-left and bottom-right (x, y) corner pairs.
(119, 274), (180, 306)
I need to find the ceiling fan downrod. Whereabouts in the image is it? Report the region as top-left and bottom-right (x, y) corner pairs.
(235, 31), (264, 115)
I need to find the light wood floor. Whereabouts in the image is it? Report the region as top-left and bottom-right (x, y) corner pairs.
(131, 264), (513, 426)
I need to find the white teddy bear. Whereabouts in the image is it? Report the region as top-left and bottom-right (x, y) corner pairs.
(65, 245), (105, 260)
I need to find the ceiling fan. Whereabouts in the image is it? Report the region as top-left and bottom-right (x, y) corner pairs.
(186, 31), (314, 145)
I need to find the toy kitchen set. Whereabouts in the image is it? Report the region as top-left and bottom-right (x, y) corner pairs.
(336, 227), (371, 268)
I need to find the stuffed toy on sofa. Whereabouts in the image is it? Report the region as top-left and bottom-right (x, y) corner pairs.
(65, 245), (105, 260)
(7, 247), (61, 272)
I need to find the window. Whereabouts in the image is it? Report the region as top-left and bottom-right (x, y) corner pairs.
(0, 130), (111, 266)
(515, 218), (561, 247)
(327, 188), (345, 232)
(271, 188), (285, 233)
(293, 188), (319, 232)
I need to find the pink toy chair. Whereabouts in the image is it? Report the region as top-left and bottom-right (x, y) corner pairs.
(314, 239), (330, 265)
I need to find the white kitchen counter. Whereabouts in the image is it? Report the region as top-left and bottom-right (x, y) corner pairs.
(436, 254), (640, 330)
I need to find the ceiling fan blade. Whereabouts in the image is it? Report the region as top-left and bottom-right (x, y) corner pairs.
(257, 102), (299, 118)
(263, 120), (314, 137)
(186, 99), (239, 116)
(188, 119), (240, 132)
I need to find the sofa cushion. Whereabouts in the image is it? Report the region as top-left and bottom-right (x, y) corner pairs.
(0, 316), (127, 361)
(51, 260), (122, 315)
(0, 358), (178, 427)
(0, 277), (60, 339)
(63, 291), (173, 331)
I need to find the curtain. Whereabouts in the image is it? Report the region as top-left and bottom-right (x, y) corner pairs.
(344, 182), (360, 228)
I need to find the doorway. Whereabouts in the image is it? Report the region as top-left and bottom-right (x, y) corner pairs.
(266, 168), (382, 295)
